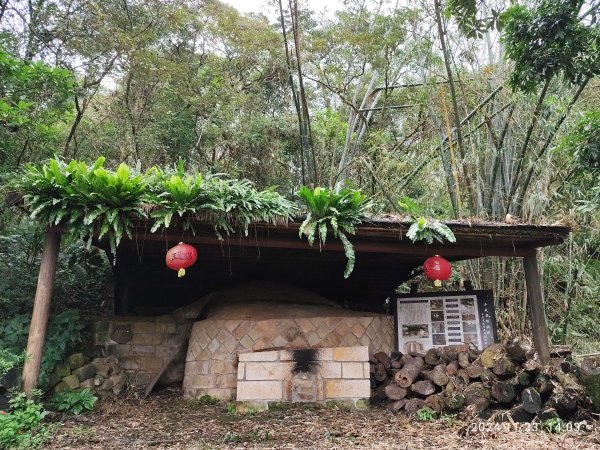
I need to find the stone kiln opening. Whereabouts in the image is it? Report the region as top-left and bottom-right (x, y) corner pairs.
(182, 282), (394, 403)
(93, 281), (394, 405)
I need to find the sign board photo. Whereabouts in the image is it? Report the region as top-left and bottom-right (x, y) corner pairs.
(392, 291), (497, 354)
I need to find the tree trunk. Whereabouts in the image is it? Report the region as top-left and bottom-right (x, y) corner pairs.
(444, 392), (465, 410)
(422, 365), (449, 386)
(384, 383), (408, 401)
(506, 338), (530, 363)
(411, 380), (436, 397)
(374, 352), (392, 370)
(433, 0), (476, 214)
(463, 382), (491, 411)
(404, 398), (425, 417)
(424, 394), (445, 413)
(521, 387), (542, 414)
(491, 381), (516, 404)
(374, 363), (387, 382)
(386, 398), (407, 413)
(22, 231), (61, 394)
(480, 343), (505, 369)
(523, 253), (551, 365)
(394, 356), (424, 387)
(425, 347), (443, 366)
(466, 360), (485, 379)
(493, 357), (516, 376)
(580, 356), (600, 412)
(446, 360), (459, 376)
(458, 351), (470, 368)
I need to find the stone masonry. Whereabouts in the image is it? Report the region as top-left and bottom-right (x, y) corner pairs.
(236, 346), (371, 408)
(92, 282), (394, 396)
(183, 315), (393, 400)
(93, 316), (190, 386)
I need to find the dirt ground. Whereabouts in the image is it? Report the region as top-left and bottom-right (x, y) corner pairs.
(45, 388), (600, 450)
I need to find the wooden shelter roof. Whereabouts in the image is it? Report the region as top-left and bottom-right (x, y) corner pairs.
(102, 218), (569, 315)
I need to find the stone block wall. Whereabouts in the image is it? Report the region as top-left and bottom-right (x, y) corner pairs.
(93, 316), (190, 386)
(183, 315), (393, 399)
(236, 346), (370, 407)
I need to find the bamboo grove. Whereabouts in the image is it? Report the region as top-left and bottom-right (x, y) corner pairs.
(0, 0), (599, 351)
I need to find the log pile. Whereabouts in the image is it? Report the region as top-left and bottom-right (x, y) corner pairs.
(370, 340), (595, 422)
(49, 353), (125, 399)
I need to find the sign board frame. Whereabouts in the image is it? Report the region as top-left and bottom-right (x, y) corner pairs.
(392, 290), (498, 353)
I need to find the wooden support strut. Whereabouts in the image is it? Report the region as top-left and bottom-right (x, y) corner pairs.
(523, 252), (551, 365)
(22, 231), (61, 394)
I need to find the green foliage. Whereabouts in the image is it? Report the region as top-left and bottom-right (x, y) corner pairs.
(226, 402), (236, 415)
(0, 47), (74, 122)
(576, 185), (600, 214)
(441, 413), (457, 426)
(0, 391), (50, 449)
(558, 110), (600, 213)
(196, 394), (220, 406)
(297, 186), (373, 278)
(406, 218), (456, 245)
(51, 389), (97, 415)
(0, 218), (110, 323)
(0, 310), (83, 388)
(0, 44), (74, 123)
(38, 310), (83, 388)
(15, 158), (297, 252)
(542, 417), (565, 433)
(416, 407), (436, 421)
(0, 44), (75, 168)
(0, 349), (25, 379)
(248, 428), (270, 441)
(0, 315), (29, 354)
(223, 431), (241, 443)
(446, 0), (501, 38)
(148, 162), (204, 232)
(149, 169), (297, 238)
(399, 197), (456, 245)
(566, 111), (600, 175)
(501, 0), (600, 93)
(18, 157), (147, 255)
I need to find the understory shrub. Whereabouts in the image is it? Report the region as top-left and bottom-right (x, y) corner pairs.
(0, 391), (49, 449)
(51, 388), (97, 415)
(0, 349), (25, 379)
(0, 219), (111, 322)
(0, 310), (83, 388)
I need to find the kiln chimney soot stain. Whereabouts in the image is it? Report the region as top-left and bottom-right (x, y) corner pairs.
(291, 348), (320, 374)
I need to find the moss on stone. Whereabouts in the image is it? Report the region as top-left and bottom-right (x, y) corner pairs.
(354, 398), (370, 410)
(235, 402), (267, 415)
(267, 401), (293, 411)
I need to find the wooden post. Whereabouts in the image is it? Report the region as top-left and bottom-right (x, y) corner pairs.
(523, 252), (550, 365)
(22, 231), (61, 394)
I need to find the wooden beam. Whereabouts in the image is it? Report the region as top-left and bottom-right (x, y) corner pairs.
(523, 252), (551, 365)
(118, 230), (535, 258)
(22, 231), (61, 394)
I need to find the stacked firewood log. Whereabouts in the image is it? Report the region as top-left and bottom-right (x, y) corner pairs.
(370, 339), (594, 422)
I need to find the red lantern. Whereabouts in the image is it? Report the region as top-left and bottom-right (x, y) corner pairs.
(166, 242), (197, 277)
(423, 255), (451, 287)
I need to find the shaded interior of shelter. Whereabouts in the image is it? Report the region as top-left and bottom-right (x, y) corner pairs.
(100, 219), (570, 316)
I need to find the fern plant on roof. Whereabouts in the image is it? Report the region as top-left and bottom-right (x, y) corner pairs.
(297, 186), (373, 278)
(18, 157), (147, 254)
(147, 162), (205, 233)
(147, 163), (296, 238)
